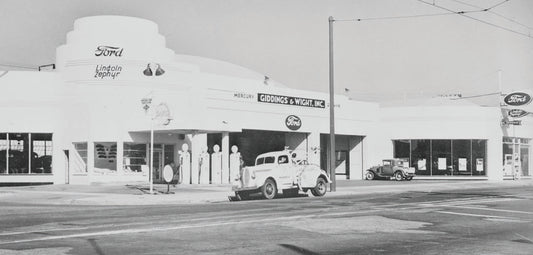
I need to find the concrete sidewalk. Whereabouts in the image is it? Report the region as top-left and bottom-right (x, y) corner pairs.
(0, 179), (531, 206)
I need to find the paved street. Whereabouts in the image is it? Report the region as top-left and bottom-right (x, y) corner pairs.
(1, 182), (533, 254)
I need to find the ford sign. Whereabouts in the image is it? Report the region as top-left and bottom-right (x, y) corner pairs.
(285, 115), (302, 131)
(503, 92), (532, 106)
(508, 109), (529, 118)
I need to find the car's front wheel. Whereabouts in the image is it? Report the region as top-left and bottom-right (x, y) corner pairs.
(405, 176), (413, 181)
(365, 171), (375, 180)
(394, 171), (403, 181)
(311, 177), (327, 197)
(262, 179), (277, 199)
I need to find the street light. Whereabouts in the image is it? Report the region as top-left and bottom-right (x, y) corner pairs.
(141, 97), (155, 194)
(328, 16), (337, 192)
(141, 62), (167, 194)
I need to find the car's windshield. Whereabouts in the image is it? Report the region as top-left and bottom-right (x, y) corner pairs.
(278, 155), (288, 164)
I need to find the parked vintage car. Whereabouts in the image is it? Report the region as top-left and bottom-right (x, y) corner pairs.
(232, 150), (331, 200)
(365, 159), (415, 181)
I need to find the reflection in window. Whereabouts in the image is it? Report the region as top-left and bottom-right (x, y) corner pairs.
(9, 133), (29, 174)
(394, 140), (410, 160)
(73, 143), (88, 173)
(94, 142), (117, 173)
(411, 140), (430, 175)
(31, 133), (53, 174)
(0, 133), (53, 175)
(124, 143), (147, 172)
(452, 140), (471, 175)
(432, 140), (451, 176)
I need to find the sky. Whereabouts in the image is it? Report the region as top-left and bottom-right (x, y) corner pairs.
(1, 0), (532, 104)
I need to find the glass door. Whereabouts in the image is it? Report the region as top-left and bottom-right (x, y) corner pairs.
(151, 149), (163, 183)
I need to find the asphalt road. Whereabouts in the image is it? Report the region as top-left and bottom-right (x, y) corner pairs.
(1, 186), (533, 255)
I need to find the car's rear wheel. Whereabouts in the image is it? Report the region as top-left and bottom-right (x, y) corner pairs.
(311, 177), (327, 197)
(365, 171), (375, 180)
(394, 171), (403, 181)
(262, 179), (277, 199)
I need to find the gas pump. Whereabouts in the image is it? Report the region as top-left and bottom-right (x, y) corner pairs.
(211, 144), (222, 184)
(513, 153), (521, 180)
(199, 146), (210, 184)
(179, 143), (191, 184)
(504, 154), (513, 176)
(229, 145), (241, 183)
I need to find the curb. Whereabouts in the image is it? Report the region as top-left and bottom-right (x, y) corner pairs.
(1, 180), (531, 206)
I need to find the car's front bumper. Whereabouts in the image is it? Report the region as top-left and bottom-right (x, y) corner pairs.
(232, 185), (259, 192)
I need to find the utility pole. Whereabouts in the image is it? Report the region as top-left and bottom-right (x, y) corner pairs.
(328, 16), (336, 192)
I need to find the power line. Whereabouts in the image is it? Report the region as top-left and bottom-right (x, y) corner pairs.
(486, 0), (510, 11)
(449, 0), (533, 30)
(451, 92), (501, 100)
(418, 0), (533, 38)
(0, 63), (37, 70)
(335, 12), (460, 22)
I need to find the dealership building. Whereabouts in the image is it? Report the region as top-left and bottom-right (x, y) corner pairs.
(0, 16), (531, 185)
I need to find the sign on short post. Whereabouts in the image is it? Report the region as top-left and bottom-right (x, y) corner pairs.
(163, 166), (174, 194)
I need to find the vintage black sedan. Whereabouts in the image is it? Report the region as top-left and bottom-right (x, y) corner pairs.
(365, 159), (415, 181)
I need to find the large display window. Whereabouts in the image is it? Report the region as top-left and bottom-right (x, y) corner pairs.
(123, 143), (147, 172)
(0, 132), (53, 175)
(31, 133), (53, 174)
(394, 139), (487, 176)
(94, 142), (117, 173)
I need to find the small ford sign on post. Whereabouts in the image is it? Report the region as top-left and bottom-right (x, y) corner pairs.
(286, 115), (302, 131)
(503, 92), (532, 106)
(508, 109), (529, 118)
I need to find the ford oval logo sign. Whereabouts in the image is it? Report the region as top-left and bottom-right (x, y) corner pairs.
(503, 92), (532, 106)
(508, 109), (529, 118)
(285, 115), (302, 131)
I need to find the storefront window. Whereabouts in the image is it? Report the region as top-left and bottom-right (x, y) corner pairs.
(503, 143), (514, 176)
(393, 140), (410, 160)
(410, 140), (430, 175)
(0, 133), (6, 174)
(394, 139), (487, 177)
(472, 140), (486, 176)
(0, 133), (54, 175)
(431, 140), (451, 175)
(31, 133), (53, 174)
(8, 133), (29, 174)
(73, 143), (88, 173)
(94, 142), (117, 173)
(452, 140), (471, 175)
(123, 143), (147, 172)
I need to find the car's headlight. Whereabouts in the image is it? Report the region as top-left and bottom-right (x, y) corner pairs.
(251, 170), (256, 179)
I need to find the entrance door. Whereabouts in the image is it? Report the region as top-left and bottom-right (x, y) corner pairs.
(335, 150), (349, 178)
(521, 146), (529, 176)
(151, 149), (164, 183)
